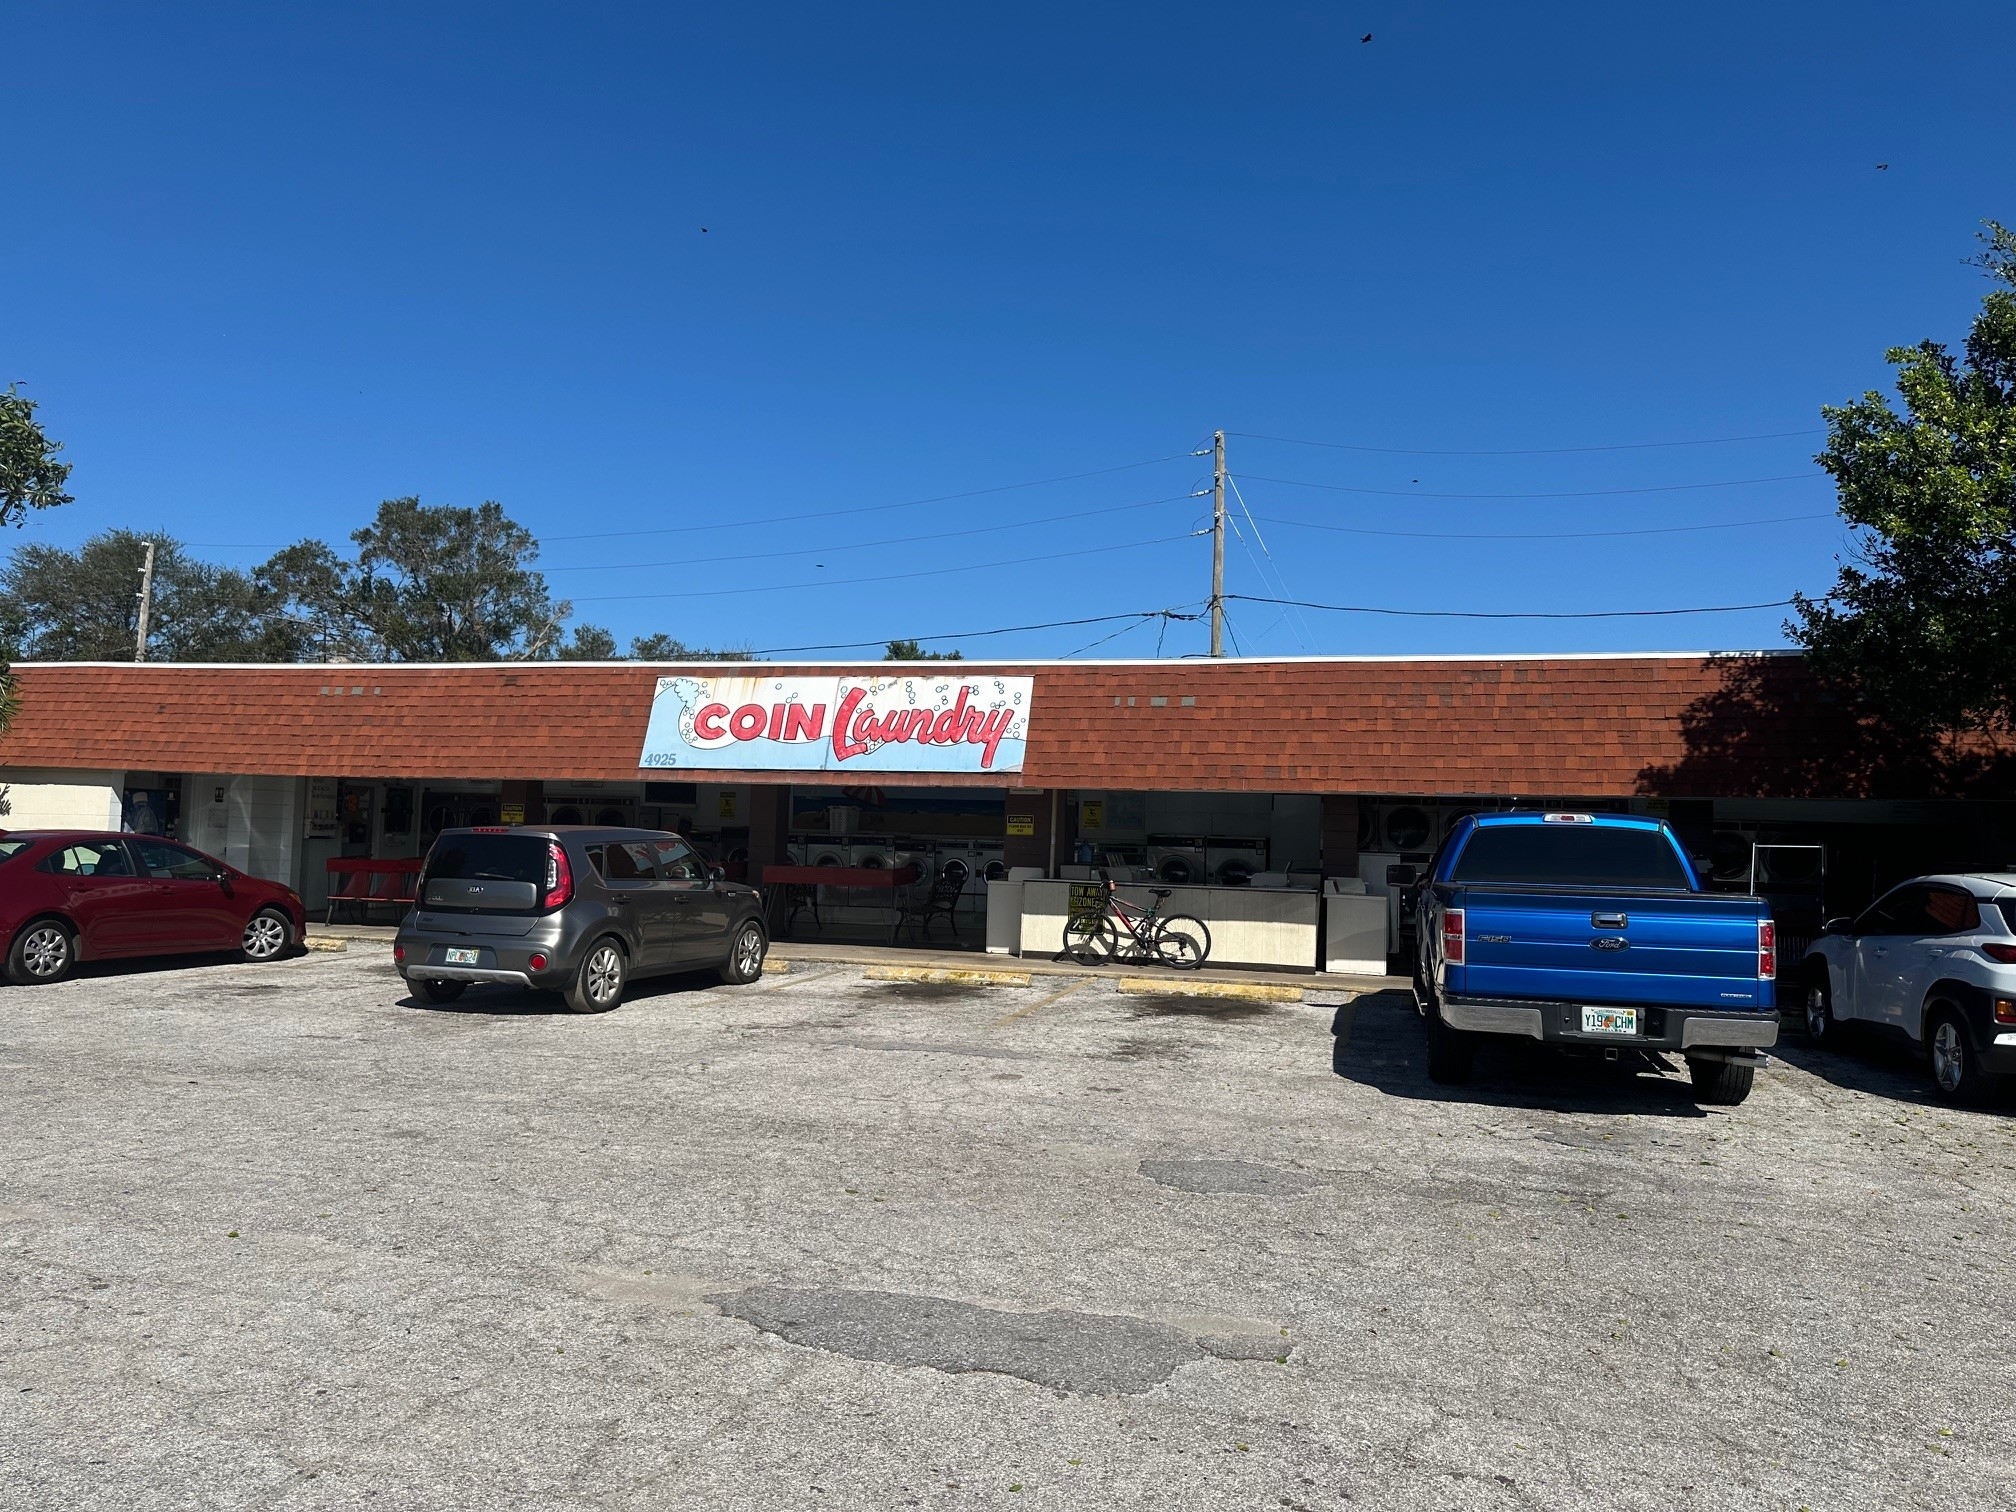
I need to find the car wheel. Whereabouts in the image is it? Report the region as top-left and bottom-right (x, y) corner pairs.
(413, 978), (466, 1005)
(240, 908), (292, 963)
(1424, 1002), (1475, 1086)
(1688, 1056), (1755, 1106)
(1804, 977), (1834, 1043)
(563, 937), (626, 1014)
(719, 921), (767, 986)
(7, 919), (75, 985)
(1927, 1009), (1988, 1104)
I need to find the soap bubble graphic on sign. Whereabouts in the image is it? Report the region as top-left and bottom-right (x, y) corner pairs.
(641, 675), (1032, 774)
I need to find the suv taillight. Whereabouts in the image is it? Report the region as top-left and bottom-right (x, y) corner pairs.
(1758, 919), (1776, 981)
(1982, 942), (2016, 965)
(1443, 908), (1465, 966)
(545, 841), (574, 909)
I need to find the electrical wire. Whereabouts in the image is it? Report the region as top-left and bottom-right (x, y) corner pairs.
(571, 533), (1198, 604)
(1223, 592), (1802, 621)
(1063, 613), (1165, 658)
(745, 606), (1206, 657)
(1239, 472), (1824, 501)
(1227, 427), (1824, 457)
(1225, 474), (1313, 650)
(1250, 510), (1836, 541)
(539, 493), (1189, 574)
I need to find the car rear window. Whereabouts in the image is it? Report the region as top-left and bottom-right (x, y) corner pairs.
(1451, 826), (1693, 890)
(0, 840), (31, 863)
(422, 834), (554, 913)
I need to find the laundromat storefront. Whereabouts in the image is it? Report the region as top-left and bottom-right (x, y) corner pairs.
(4, 655), (2012, 974)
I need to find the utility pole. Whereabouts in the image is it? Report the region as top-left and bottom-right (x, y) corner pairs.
(1209, 429), (1226, 656)
(133, 540), (156, 662)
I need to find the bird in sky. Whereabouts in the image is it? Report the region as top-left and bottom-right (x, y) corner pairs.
(1875, 164), (1888, 171)
(1360, 32), (1372, 43)
(701, 226), (710, 232)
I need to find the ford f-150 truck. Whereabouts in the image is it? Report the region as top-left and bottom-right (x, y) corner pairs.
(1413, 812), (1778, 1106)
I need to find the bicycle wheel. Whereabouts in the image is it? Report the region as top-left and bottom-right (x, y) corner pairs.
(1063, 913), (1119, 966)
(1154, 915), (1211, 970)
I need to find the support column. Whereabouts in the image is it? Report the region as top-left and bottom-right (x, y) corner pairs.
(1004, 787), (1051, 875)
(500, 779), (546, 826)
(747, 784), (793, 878)
(1320, 795), (1360, 881)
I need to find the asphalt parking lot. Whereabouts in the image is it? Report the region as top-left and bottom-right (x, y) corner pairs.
(4, 947), (2014, 1512)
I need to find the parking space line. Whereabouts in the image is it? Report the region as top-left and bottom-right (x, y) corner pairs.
(759, 965), (843, 992)
(991, 977), (1091, 1027)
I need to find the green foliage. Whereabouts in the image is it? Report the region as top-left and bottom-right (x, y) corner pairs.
(0, 386), (73, 527)
(628, 632), (753, 661)
(0, 530), (305, 662)
(883, 638), (963, 661)
(259, 498), (569, 661)
(1793, 221), (2016, 735)
(556, 623), (621, 660)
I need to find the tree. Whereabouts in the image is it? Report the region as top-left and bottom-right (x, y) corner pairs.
(260, 497), (570, 662)
(556, 624), (620, 660)
(883, 638), (963, 661)
(0, 530), (302, 662)
(1793, 221), (2016, 737)
(628, 632), (752, 661)
(0, 385), (73, 529)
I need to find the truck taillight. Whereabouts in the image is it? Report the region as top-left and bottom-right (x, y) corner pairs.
(546, 841), (574, 908)
(1758, 919), (1776, 981)
(1443, 908), (1465, 966)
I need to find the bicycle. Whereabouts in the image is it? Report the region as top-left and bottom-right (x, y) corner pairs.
(1062, 878), (1212, 970)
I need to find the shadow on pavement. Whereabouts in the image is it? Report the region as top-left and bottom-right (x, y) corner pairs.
(1770, 1029), (2015, 1112)
(1329, 989), (1709, 1119)
(398, 968), (722, 1016)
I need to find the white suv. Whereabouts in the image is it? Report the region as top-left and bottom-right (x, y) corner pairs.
(1801, 873), (2016, 1102)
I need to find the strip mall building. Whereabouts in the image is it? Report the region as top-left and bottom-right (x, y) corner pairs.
(2, 654), (2009, 970)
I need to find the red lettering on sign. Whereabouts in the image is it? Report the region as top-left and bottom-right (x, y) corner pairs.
(729, 704), (768, 741)
(929, 687), (970, 743)
(832, 687), (869, 761)
(781, 702), (825, 742)
(976, 707), (1014, 768)
(693, 702), (729, 741)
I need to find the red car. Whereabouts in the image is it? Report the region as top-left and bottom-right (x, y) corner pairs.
(0, 831), (307, 985)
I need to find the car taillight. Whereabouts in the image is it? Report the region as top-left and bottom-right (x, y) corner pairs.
(1982, 942), (2016, 965)
(528, 952), (549, 972)
(1758, 920), (1776, 981)
(1443, 908), (1465, 966)
(393, 944), (405, 964)
(1994, 997), (2016, 1024)
(545, 841), (573, 909)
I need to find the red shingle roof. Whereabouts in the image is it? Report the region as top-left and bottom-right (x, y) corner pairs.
(0, 655), (1848, 797)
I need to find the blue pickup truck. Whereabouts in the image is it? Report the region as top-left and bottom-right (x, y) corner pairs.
(1412, 812), (1778, 1106)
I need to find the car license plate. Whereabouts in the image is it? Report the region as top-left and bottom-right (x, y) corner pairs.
(1581, 1006), (1638, 1036)
(443, 948), (480, 966)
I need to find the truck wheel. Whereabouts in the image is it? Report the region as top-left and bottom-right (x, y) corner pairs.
(1687, 1056), (1755, 1106)
(1424, 1007), (1475, 1086)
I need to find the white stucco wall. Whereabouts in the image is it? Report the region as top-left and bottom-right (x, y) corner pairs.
(0, 768), (125, 831)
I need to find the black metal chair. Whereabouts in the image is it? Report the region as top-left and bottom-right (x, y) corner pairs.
(913, 868), (966, 941)
(782, 884), (821, 937)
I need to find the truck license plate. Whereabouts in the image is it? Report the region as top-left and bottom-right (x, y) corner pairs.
(1581, 1006), (1638, 1036)
(443, 948), (480, 966)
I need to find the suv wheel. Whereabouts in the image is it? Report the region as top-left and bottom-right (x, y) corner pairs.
(7, 920), (75, 985)
(413, 978), (467, 1005)
(564, 938), (626, 1014)
(1928, 1009), (1989, 1103)
(1804, 977), (1834, 1043)
(719, 921), (767, 986)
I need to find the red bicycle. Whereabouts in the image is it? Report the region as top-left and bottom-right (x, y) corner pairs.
(1062, 879), (1211, 969)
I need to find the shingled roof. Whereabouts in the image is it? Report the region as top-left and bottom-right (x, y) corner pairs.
(0, 653), (1855, 797)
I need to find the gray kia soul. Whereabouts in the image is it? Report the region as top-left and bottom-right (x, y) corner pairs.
(394, 827), (768, 1012)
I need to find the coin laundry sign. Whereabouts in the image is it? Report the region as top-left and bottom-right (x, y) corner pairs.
(639, 675), (1033, 773)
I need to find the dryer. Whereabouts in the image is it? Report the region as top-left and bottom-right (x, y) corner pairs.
(1208, 837), (1269, 886)
(1145, 835), (1207, 886)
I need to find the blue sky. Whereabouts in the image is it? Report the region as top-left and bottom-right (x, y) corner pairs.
(6, 2), (2013, 659)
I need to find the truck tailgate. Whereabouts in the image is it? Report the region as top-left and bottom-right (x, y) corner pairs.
(1455, 887), (1767, 1009)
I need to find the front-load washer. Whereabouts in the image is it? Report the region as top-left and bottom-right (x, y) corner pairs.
(1146, 835), (1207, 886)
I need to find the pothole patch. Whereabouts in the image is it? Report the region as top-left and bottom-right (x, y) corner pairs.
(1138, 1158), (1327, 1197)
(710, 1286), (1215, 1395)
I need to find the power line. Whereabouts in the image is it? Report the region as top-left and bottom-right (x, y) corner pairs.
(1240, 472), (1823, 501)
(1224, 592), (1802, 621)
(540, 493), (1189, 575)
(1228, 427), (1824, 457)
(746, 606), (1205, 657)
(571, 533), (1200, 605)
(1250, 510), (1836, 541)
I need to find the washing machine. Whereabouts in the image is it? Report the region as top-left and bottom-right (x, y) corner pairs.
(1146, 835), (1207, 885)
(807, 843), (850, 869)
(1371, 803), (1439, 855)
(1207, 837), (1269, 886)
